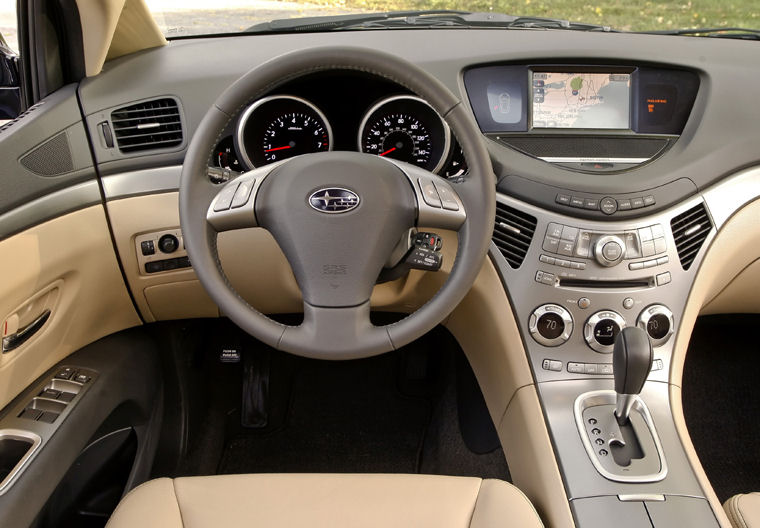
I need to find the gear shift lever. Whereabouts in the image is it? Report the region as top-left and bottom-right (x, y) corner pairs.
(613, 327), (653, 425)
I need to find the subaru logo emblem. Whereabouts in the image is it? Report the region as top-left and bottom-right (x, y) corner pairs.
(308, 188), (360, 214)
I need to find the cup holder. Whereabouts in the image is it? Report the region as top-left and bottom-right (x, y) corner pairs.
(0, 430), (41, 494)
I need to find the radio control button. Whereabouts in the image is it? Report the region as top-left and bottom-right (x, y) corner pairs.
(653, 237), (667, 254)
(556, 194), (571, 205)
(570, 196), (585, 208)
(628, 262), (644, 271)
(543, 236), (560, 253)
(561, 225), (579, 241)
(656, 272), (672, 286)
(584, 198), (599, 210)
(594, 235), (626, 267)
(558, 240), (575, 256)
(618, 199), (632, 210)
(631, 197), (645, 209)
(600, 197), (618, 215)
(547, 223), (564, 239)
(641, 240), (656, 257)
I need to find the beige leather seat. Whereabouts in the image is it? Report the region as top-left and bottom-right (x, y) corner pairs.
(106, 473), (544, 527)
(725, 493), (760, 528)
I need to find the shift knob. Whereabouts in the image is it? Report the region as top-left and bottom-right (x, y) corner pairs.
(613, 327), (653, 424)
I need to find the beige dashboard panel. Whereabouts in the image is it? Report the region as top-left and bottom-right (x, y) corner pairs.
(700, 258), (760, 315)
(670, 197), (760, 528)
(0, 205), (141, 410)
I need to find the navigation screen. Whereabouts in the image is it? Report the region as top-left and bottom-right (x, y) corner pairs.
(531, 72), (631, 129)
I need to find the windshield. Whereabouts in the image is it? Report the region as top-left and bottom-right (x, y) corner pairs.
(147, 0), (758, 37)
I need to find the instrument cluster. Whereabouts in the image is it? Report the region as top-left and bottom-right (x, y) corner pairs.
(212, 79), (467, 180)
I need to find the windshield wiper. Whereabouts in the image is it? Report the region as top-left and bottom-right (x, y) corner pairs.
(244, 11), (616, 34)
(638, 27), (760, 40)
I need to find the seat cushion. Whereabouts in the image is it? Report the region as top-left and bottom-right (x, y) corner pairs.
(106, 473), (543, 528)
(725, 493), (760, 528)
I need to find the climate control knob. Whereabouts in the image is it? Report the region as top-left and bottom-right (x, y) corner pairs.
(529, 304), (573, 347)
(637, 304), (674, 347)
(584, 310), (626, 353)
(593, 235), (626, 267)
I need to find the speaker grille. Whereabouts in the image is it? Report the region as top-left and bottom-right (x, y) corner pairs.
(20, 132), (74, 176)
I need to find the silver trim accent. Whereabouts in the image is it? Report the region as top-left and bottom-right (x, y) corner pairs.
(102, 165), (182, 199)
(385, 159), (466, 230)
(617, 494), (666, 502)
(529, 303), (574, 347)
(357, 95), (451, 174)
(0, 180), (101, 240)
(584, 310), (626, 354)
(703, 165), (760, 229)
(637, 304), (675, 348)
(207, 164), (279, 232)
(308, 187), (360, 214)
(574, 390), (668, 483)
(0, 429), (42, 496)
(235, 95), (333, 170)
(538, 157), (650, 164)
(615, 393), (637, 424)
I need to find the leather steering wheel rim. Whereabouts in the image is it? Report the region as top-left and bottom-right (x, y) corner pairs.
(180, 46), (495, 359)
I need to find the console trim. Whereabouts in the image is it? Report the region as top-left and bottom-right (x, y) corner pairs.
(0, 429), (41, 496)
(574, 390), (668, 484)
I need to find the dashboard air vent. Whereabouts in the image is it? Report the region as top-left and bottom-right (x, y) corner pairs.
(111, 98), (183, 153)
(493, 202), (537, 269)
(670, 202), (712, 270)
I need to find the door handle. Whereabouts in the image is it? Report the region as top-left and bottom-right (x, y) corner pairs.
(2, 310), (50, 353)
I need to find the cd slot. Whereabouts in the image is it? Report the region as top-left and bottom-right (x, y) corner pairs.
(559, 278), (652, 289)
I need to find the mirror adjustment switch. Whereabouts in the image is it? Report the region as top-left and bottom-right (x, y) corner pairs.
(140, 240), (155, 256)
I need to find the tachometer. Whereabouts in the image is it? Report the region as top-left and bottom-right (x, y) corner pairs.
(236, 95), (332, 168)
(358, 95), (450, 173)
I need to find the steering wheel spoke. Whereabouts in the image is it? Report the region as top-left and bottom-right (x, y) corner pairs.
(206, 164), (277, 232)
(387, 161), (467, 231)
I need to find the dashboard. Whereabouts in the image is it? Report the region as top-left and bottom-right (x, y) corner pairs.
(71, 27), (760, 528)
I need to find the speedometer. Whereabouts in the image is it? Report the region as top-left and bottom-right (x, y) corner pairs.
(236, 95), (332, 168)
(359, 95), (450, 173)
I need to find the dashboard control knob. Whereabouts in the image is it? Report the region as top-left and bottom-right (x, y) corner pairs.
(593, 235), (626, 267)
(529, 304), (573, 347)
(584, 310), (626, 353)
(637, 304), (675, 347)
(158, 234), (179, 254)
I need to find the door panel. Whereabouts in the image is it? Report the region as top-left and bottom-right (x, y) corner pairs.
(0, 205), (140, 409)
(0, 82), (140, 409)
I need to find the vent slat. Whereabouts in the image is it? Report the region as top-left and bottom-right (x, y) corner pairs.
(111, 98), (183, 153)
(493, 202), (537, 269)
(671, 203), (712, 270)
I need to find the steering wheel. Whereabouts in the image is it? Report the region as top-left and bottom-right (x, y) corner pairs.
(180, 47), (495, 360)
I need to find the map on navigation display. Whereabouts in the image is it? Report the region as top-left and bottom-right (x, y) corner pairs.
(531, 72), (631, 129)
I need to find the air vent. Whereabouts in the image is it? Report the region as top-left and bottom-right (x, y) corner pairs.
(111, 98), (183, 153)
(493, 202), (537, 269)
(671, 202), (712, 270)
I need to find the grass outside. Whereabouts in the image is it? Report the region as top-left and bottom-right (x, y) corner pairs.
(313, 0), (760, 32)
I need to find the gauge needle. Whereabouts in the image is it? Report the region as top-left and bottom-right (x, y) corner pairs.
(379, 147), (396, 157)
(265, 145), (292, 153)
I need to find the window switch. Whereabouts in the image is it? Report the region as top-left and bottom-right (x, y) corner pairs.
(19, 409), (42, 420)
(39, 388), (61, 399)
(74, 373), (90, 384)
(54, 367), (75, 380)
(58, 392), (76, 403)
(38, 411), (59, 424)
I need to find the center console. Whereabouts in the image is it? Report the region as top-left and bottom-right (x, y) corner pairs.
(490, 190), (719, 527)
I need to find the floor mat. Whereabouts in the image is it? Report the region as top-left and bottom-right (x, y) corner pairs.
(682, 315), (760, 502)
(218, 352), (433, 474)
